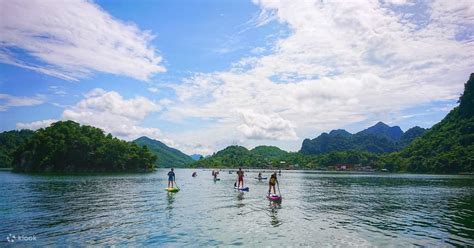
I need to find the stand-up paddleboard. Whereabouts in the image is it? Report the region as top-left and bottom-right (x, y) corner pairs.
(165, 187), (180, 192)
(267, 193), (282, 202)
(234, 186), (249, 192)
(255, 177), (267, 180)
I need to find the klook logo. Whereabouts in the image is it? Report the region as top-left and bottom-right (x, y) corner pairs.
(6, 233), (37, 243)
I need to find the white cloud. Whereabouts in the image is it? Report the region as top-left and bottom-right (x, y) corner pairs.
(17, 88), (167, 142)
(382, 0), (412, 5)
(61, 88), (163, 140)
(48, 86), (67, 96)
(164, 0), (474, 152)
(0, 93), (45, 111)
(0, 0), (165, 81)
(250, 47), (266, 54)
(16, 119), (57, 130)
(237, 110), (297, 140)
(147, 87), (160, 93)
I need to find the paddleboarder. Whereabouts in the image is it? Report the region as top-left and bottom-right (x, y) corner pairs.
(236, 168), (245, 188)
(268, 172), (279, 195)
(168, 168), (176, 188)
(212, 170), (219, 180)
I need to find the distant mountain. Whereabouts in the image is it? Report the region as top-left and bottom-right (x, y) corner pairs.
(300, 122), (425, 155)
(191, 145), (288, 168)
(329, 129), (352, 137)
(399, 126), (427, 147)
(190, 154), (203, 160)
(393, 73), (474, 173)
(133, 136), (194, 168)
(358, 122), (403, 140)
(250, 145), (287, 158)
(0, 130), (34, 167)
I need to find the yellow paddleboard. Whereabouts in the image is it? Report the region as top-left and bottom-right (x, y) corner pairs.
(165, 187), (180, 192)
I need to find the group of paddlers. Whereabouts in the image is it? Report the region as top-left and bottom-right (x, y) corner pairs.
(168, 168), (281, 195)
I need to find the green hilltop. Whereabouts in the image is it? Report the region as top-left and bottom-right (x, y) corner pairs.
(387, 73), (474, 173)
(12, 121), (156, 173)
(133, 136), (194, 168)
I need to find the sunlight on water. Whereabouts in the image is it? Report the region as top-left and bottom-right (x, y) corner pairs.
(0, 170), (473, 246)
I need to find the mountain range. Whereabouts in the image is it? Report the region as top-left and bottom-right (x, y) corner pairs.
(1, 73), (472, 174)
(300, 122), (426, 155)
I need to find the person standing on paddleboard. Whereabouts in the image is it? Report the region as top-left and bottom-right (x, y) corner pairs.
(236, 168), (245, 188)
(168, 168), (176, 188)
(212, 169), (219, 180)
(268, 172), (278, 195)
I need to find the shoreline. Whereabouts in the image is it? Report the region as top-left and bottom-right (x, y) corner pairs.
(0, 167), (472, 176)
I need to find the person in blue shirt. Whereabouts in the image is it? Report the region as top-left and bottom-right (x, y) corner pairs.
(168, 168), (176, 188)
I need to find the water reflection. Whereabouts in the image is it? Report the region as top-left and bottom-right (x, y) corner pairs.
(0, 171), (472, 247)
(166, 192), (175, 210)
(236, 192), (245, 208)
(268, 201), (282, 227)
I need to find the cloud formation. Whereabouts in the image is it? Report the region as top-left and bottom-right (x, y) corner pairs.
(17, 88), (165, 142)
(0, 93), (45, 111)
(238, 110), (297, 140)
(62, 88), (163, 140)
(165, 0), (474, 152)
(0, 0), (165, 81)
(16, 119), (57, 130)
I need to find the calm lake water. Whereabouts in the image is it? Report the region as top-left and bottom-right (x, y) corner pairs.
(1, 169), (473, 247)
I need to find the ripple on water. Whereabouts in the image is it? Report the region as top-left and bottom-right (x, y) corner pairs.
(0, 170), (473, 246)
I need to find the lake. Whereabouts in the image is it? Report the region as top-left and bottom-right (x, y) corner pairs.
(0, 169), (473, 246)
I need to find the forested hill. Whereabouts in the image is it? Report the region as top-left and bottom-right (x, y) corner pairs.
(13, 121), (156, 173)
(0, 130), (34, 167)
(300, 122), (426, 155)
(133, 136), (194, 168)
(191, 145), (288, 168)
(394, 73), (474, 173)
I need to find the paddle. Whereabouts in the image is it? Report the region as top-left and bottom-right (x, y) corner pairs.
(174, 178), (180, 190)
(277, 180), (282, 197)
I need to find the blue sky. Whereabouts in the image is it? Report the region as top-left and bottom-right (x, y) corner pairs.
(0, 0), (473, 154)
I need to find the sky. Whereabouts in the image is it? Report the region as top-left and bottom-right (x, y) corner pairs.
(0, 0), (473, 155)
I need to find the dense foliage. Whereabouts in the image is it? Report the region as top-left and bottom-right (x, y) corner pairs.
(192, 145), (279, 168)
(398, 126), (427, 147)
(300, 122), (426, 155)
(375, 74), (474, 173)
(0, 130), (34, 167)
(133, 136), (194, 168)
(191, 145), (379, 169)
(13, 121), (156, 173)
